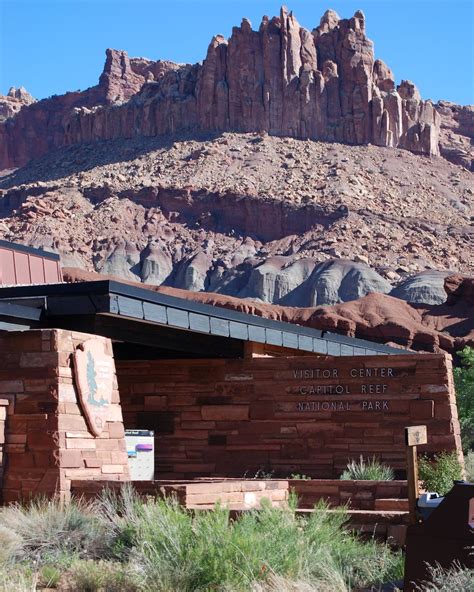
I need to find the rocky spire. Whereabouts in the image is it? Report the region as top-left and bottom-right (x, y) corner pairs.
(98, 49), (146, 104)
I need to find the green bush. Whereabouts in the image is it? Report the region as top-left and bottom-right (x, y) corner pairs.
(454, 346), (474, 451)
(340, 456), (394, 481)
(58, 560), (142, 592)
(40, 564), (62, 588)
(98, 492), (395, 588)
(121, 496), (403, 591)
(418, 451), (463, 495)
(464, 449), (474, 482)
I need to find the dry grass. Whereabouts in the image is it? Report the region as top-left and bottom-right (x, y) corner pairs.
(0, 488), (403, 591)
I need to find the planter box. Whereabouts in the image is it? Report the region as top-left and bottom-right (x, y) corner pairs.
(71, 477), (289, 510)
(289, 479), (408, 510)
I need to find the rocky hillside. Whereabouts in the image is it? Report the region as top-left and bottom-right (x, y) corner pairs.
(0, 131), (471, 305)
(436, 102), (473, 170)
(0, 7), (445, 169)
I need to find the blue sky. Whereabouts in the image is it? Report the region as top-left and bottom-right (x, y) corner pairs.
(1, 0), (473, 104)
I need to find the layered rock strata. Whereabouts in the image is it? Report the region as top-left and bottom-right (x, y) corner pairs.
(0, 7), (440, 169)
(0, 50), (178, 169)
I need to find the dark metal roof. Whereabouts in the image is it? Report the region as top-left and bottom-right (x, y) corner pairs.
(0, 279), (406, 356)
(0, 300), (43, 332)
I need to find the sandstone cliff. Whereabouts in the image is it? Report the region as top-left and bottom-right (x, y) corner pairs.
(0, 7), (441, 170)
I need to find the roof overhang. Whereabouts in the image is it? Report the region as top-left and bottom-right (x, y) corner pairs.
(0, 280), (406, 357)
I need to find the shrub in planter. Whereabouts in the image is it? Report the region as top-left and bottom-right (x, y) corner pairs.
(340, 456), (394, 481)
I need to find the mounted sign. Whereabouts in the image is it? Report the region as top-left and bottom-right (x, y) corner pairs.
(73, 338), (114, 436)
(405, 425), (428, 447)
(404, 424), (428, 524)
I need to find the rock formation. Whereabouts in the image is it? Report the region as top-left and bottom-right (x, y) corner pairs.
(0, 50), (178, 169)
(0, 7), (442, 170)
(435, 101), (473, 170)
(0, 87), (35, 121)
(390, 270), (453, 305)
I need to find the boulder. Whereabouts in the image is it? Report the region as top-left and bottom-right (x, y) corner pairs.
(140, 243), (173, 285)
(237, 257), (316, 302)
(170, 251), (214, 292)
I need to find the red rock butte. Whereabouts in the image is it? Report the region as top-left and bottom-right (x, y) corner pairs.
(0, 7), (441, 170)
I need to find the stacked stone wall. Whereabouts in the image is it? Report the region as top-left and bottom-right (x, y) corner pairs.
(71, 478), (288, 510)
(117, 353), (461, 479)
(0, 329), (129, 502)
(289, 479), (408, 510)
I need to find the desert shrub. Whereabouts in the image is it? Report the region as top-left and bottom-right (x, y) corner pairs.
(418, 451), (463, 495)
(0, 488), (404, 591)
(0, 565), (36, 592)
(112, 493), (403, 591)
(250, 570), (347, 592)
(253, 469), (275, 479)
(416, 562), (474, 591)
(340, 456), (394, 480)
(0, 524), (22, 565)
(454, 346), (474, 451)
(40, 564), (62, 588)
(0, 497), (109, 565)
(57, 560), (143, 592)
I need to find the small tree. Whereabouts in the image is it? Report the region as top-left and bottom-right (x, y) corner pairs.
(453, 347), (474, 452)
(418, 451), (463, 495)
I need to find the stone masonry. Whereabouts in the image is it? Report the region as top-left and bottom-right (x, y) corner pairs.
(117, 352), (462, 479)
(0, 329), (129, 503)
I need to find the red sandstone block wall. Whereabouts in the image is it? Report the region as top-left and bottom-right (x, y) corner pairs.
(289, 479), (409, 510)
(0, 329), (129, 502)
(117, 353), (461, 480)
(71, 478), (289, 510)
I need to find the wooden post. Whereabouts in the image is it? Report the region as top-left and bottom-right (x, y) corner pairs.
(405, 425), (427, 524)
